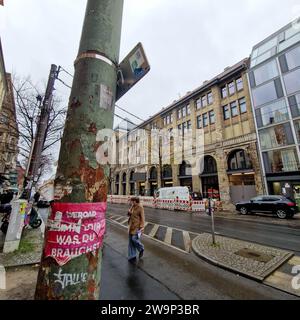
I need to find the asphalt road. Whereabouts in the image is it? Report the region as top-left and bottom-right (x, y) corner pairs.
(102, 222), (297, 299)
(108, 204), (300, 255)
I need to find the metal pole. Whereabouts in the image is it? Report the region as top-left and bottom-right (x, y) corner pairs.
(209, 198), (216, 245)
(23, 64), (57, 199)
(35, 0), (124, 300)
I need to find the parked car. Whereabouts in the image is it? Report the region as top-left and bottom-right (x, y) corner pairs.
(235, 195), (299, 219)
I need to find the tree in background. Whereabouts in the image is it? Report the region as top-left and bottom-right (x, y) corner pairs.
(12, 75), (66, 183)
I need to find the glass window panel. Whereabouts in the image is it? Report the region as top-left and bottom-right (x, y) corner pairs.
(294, 120), (300, 143)
(279, 32), (300, 52)
(257, 37), (278, 56)
(228, 82), (235, 95)
(221, 86), (227, 98)
(236, 77), (244, 91)
(230, 101), (238, 117)
(208, 92), (213, 104)
(209, 111), (215, 124)
(284, 69), (300, 95)
(187, 120), (192, 130)
(285, 25), (300, 40)
(258, 99), (289, 127)
(223, 105), (230, 120)
(252, 81), (278, 107)
(259, 123), (294, 150)
(197, 115), (202, 129)
(263, 148), (299, 173)
(187, 104), (191, 115)
(203, 113), (208, 127)
(239, 97), (247, 114)
(253, 60), (279, 86)
(177, 109), (181, 119)
(182, 106), (186, 117)
(201, 95), (207, 107)
(196, 99), (201, 109)
(285, 46), (300, 70)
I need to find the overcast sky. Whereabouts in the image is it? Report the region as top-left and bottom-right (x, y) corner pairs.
(0, 0), (300, 181)
(1, 0), (300, 126)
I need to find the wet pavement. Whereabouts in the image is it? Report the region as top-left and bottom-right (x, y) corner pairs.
(108, 204), (300, 255)
(102, 222), (298, 299)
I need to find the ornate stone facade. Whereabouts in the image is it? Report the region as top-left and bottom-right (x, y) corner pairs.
(111, 59), (264, 210)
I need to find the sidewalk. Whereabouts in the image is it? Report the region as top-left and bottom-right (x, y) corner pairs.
(0, 227), (42, 267)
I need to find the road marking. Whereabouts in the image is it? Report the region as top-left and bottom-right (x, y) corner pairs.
(144, 222), (148, 228)
(148, 224), (160, 238)
(183, 231), (191, 252)
(115, 216), (126, 222)
(120, 218), (128, 225)
(164, 227), (173, 245)
(109, 215), (119, 220)
(264, 271), (300, 297)
(288, 256), (300, 266)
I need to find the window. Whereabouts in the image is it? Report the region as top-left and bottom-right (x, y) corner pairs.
(236, 77), (244, 91)
(223, 105), (230, 120)
(263, 148), (299, 173)
(182, 106), (186, 118)
(289, 94), (300, 118)
(178, 124), (182, 132)
(196, 98), (202, 109)
(228, 82), (235, 95)
(252, 60), (279, 86)
(187, 120), (192, 130)
(209, 111), (215, 124)
(221, 86), (227, 98)
(230, 101), (238, 117)
(294, 120), (300, 143)
(228, 149), (252, 171)
(197, 115), (202, 128)
(208, 92), (213, 104)
(177, 109), (181, 119)
(203, 113), (208, 127)
(186, 104), (191, 115)
(201, 95), (207, 108)
(284, 69), (300, 95)
(170, 113), (173, 123)
(256, 99), (289, 127)
(239, 97), (247, 114)
(259, 123), (294, 150)
(252, 80), (282, 107)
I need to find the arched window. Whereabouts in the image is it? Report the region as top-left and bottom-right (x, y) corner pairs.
(122, 172), (127, 183)
(129, 171), (134, 182)
(149, 166), (157, 180)
(162, 165), (172, 179)
(203, 156), (218, 174)
(228, 149), (252, 171)
(116, 174), (120, 183)
(179, 161), (192, 176)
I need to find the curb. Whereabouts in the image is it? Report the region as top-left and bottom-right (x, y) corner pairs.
(191, 235), (294, 282)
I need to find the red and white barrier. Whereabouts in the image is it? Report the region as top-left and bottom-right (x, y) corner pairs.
(108, 195), (209, 213)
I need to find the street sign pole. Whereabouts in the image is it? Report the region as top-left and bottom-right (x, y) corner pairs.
(35, 0), (124, 300)
(209, 198), (216, 245)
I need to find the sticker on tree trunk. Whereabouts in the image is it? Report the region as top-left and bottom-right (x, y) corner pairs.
(44, 202), (106, 266)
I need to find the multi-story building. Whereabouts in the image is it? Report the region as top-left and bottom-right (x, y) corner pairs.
(111, 58), (264, 209)
(0, 38), (8, 113)
(248, 19), (300, 203)
(0, 73), (19, 191)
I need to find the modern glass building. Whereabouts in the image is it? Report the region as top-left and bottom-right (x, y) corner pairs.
(248, 19), (300, 203)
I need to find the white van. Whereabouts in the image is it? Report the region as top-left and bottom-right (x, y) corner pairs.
(155, 187), (190, 201)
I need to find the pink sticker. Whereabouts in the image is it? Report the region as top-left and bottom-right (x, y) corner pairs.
(44, 202), (106, 266)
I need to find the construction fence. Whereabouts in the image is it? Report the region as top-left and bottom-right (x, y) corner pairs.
(107, 195), (223, 212)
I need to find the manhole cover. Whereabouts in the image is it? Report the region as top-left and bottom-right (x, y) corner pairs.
(234, 248), (274, 263)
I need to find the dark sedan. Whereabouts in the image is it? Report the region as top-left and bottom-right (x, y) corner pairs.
(235, 195), (299, 219)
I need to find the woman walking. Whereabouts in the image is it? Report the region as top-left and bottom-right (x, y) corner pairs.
(127, 197), (145, 262)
